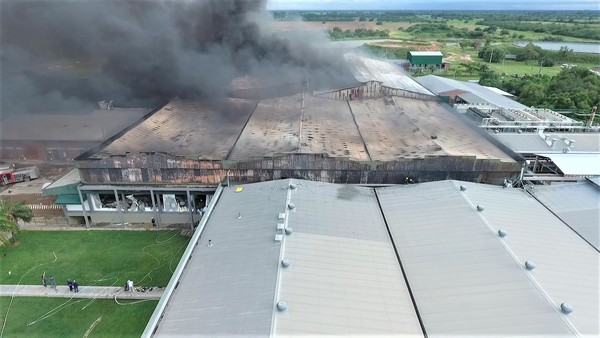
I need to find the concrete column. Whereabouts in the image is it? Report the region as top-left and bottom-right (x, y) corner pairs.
(77, 186), (89, 228)
(114, 189), (125, 228)
(150, 189), (160, 229)
(86, 193), (94, 212)
(186, 190), (194, 231)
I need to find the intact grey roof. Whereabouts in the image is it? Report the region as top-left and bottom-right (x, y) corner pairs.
(153, 180), (286, 337)
(493, 133), (600, 153)
(459, 181), (599, 335)
(416, 75), (527, 109)
(377, 180), (594, 336)
(463, 82), (526, 109)
(415, 75), (472, 95)
(484, 86), (515, 97)
(588, 177), (600, 187)
(151, 178), (598, 336)
(530, 181), (600, 249)
(0, 108), (148, 142)
(345, 54), (434, 96)
(153, 179), (423, 336)
(543, 153), (600, 176)
(275, 180), (422, 336)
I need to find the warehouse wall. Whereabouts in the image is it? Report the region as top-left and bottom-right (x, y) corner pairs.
(77, 153), (521, 186)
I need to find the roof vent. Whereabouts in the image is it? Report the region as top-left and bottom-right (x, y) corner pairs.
(562, 147), (570, 153)
(281, 259), (291, 267)
(275, 234), (283, 242)
(277, 301), (288, 311)
(278, 213), (285, 220)
(289, 183), (297, 190)
(524, 260), (536, 270)
(288, 203), (295, 210)
(498, 229), (508, 237)
(277, 223), (285, 230)
(459, 185), (467, 191)
(285, 227), (294, 235)
(476, 205), (485, 212)
(560, 303), (573, 314)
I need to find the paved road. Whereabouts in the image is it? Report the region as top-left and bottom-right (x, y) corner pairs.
(0, 285), (163, 300)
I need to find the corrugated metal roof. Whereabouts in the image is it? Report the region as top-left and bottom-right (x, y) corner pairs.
(377, 181), (578, 336)
(350, 97), (515, 161)
(542, 153), (600, 176)
(0, 108), (148, 142)
(345, 54), (434, 96)
(153, 180), (286, 337)
(416, 75), (526, 109)
(415, 75), (472, 95)
(462, 82), (526, 109)
(99, 98), (258, 159)
(275, 180), (422, 336)
(529, 181), (600, 249)
(460, 181), (599, 335)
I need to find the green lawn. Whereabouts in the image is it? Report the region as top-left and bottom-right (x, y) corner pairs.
(0, 297), (157, 338)
(488, 60), (563, 76)
(0, 231), (190, 287)
(488, 61), (599, 77)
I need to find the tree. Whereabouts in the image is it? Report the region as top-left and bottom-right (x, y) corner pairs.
(478, 46), (506, 63)
(0, 199), (33, 245)
(518, 43), (540, 62)
(557, 46), (574, 61)
(519, 82), (546, 107)
(479, 66), (501, 87)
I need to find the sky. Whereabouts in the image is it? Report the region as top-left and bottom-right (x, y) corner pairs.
(267, 0), (600, 11)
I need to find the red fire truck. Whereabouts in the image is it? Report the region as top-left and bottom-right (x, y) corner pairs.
(0, 164), (40, 185)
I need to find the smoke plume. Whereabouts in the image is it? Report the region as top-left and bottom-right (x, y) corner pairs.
(0, 0), (350, 115)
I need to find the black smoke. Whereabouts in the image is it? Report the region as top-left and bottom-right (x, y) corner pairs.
(0, 0), (351, 115)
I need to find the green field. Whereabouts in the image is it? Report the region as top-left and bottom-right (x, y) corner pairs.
(0, 231), (190, 287)
(0, 297), (157, 338)
(488, 60), (563, 76)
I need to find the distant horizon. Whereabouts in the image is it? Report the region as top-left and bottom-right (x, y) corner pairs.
(267, 0), (600, 11)
(267, 9), (600, 11)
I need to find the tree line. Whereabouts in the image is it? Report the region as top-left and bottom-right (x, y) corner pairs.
(480, 66), (600, 115)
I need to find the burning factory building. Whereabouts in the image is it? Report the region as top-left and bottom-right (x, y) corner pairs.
(2, 1), (522, 226)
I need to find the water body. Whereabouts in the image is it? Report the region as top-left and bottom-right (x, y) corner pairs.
(514, 41), (600, 54)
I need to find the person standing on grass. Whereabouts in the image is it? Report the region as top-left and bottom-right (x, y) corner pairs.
(67, 279), (73, 291)
(42, 272), (47, 287)
(127, 280), (134, 293)
(73, 280), (79, 293)
(49, 276), (56, 289)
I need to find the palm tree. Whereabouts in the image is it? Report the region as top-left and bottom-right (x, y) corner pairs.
(0, 199), (33, 245)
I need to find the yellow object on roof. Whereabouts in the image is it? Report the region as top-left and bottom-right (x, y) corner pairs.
(235, 187), (244, 193)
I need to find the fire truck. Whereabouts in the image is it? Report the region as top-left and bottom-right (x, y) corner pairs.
(0, 164), (40, 185)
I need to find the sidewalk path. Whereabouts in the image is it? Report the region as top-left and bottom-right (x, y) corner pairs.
(0, 285), (163, 300)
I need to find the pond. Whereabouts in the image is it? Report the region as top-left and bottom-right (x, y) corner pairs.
(514, 41), (600, 54)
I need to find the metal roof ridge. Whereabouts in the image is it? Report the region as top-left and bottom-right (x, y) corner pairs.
(270, 178), (294, 336)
